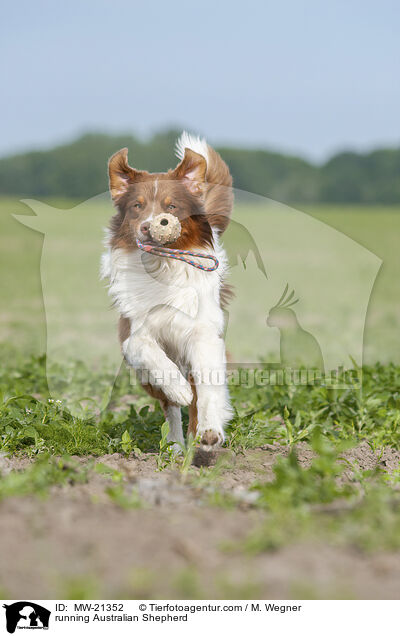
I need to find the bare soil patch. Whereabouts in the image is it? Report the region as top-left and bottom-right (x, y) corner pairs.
(1, 442), (400, 599)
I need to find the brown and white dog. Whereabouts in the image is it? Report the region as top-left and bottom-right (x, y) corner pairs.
(101, 133), (234, 450)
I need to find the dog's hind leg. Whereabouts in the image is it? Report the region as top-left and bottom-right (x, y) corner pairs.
(164, 404), (185, 452)
(141, 382), (184, 453)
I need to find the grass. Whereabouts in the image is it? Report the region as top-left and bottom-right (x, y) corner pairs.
(244, 464), (400, 555)
(250, 428), (355, 509)
(1, 348), (400, 457)
(0, 454), (89, 501)
(1, 197), (400, 365)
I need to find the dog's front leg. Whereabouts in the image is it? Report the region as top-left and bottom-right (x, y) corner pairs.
(188, 326), (232, 448)
(122, 332), (193, 409)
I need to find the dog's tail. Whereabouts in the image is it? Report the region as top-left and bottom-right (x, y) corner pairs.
(175, 132), (233, 233)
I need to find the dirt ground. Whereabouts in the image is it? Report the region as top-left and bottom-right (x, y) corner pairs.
(1, 442), (400, 599)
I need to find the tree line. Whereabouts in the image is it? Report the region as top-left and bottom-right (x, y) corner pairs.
(0, 130), (399, 203)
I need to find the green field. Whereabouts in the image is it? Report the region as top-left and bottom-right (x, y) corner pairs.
(1, 197), (400, 364)
(1, 198), (400, 599)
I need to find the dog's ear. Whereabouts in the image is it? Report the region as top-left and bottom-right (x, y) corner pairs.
(174, 148), (207, 195)
(108, 148), (142, 199)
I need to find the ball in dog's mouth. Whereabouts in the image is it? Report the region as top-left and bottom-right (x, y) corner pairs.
(149, 213), (182, 245)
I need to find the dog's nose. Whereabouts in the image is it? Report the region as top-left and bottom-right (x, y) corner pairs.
(140, 221), (150, 234)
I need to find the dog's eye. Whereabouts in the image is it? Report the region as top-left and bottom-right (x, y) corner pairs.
(167, 204), (176, 210)
(133, 203), (142, 210)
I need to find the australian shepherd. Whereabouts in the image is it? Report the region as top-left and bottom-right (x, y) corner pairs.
(101, 133), (234, 451)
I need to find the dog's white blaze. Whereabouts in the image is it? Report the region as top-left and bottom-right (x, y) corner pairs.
(152, 179), (158, 215)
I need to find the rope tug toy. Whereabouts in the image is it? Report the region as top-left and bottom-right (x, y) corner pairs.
(136, 213), (219, 272)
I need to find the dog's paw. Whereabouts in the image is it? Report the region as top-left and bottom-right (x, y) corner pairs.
(199, 428), (224, 450)
(193, 430), (226, 467)
(162, 378), (193, 407)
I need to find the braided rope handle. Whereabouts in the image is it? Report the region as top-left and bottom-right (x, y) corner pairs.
(136, 239), (219, 272)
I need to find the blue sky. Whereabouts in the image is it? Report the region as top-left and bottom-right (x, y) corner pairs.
(1, 0), (399, 160)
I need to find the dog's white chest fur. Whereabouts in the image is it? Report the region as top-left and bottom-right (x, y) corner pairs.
(101, 231), (228, 349)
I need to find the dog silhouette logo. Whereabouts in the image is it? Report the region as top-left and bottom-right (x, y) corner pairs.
(2, 602), (50, 633)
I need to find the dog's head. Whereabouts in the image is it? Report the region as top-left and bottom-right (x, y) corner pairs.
(108, 147), (213, 251)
